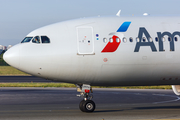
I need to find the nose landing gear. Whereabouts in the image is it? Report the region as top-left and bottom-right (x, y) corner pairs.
(76, 84), (95, 112)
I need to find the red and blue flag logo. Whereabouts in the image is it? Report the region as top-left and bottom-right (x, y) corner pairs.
(101, 22), (131, 53)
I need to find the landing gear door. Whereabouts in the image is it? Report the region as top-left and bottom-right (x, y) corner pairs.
(77, 26), (94, 55)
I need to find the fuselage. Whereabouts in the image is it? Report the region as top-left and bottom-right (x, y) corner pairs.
(3, 16), (180, 86)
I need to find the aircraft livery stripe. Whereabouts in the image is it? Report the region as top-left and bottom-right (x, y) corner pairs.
(117, 22), (131, 32)
(101, 35), (121, 52)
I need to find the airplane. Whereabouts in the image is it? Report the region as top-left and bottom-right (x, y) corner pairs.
(3, 11), (180, 112)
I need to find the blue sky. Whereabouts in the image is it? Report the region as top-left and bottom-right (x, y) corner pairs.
(0, 0), (180, 46)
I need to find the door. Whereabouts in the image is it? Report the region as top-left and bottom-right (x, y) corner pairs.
(77, 26), (94, 55)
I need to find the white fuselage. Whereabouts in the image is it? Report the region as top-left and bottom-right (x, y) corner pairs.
(3, 16), (180, 86)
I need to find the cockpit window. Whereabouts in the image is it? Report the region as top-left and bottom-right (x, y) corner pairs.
(32, 36), (40, 43)
(21, 37), (33, 43)
(41, 36), (50, 43)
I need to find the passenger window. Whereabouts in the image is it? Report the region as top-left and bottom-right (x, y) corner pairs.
(155, 37), (159, 42)
(136, 37), (139, 42)
(129, 37), (133, 42)
(32, 36), (40, 43)
(174, 37), (178, 41)
(21, 37), (33, 43)
(116, 38), (120, 43)
(168, 37), (172, 42)
(148, 37), (153, 42)
(109, 38), (113, 43)
(103, 38), (107, 43)
(41, 36), (50, 43)
(123, 37), (127, 43)
(142, 37), (146, 42)
(162, 37), (165, 42)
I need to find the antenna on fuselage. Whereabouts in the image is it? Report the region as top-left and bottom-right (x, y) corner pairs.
(116, 10), (121, 17)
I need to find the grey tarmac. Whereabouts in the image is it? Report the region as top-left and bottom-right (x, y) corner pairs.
(0, 87), (180, 120)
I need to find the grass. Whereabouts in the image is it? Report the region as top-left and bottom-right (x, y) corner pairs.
(0, 52), (28, 75)
(107, 85), (172, 89)
(0, 82), (172, 89)
(0, 83), (76, 87)
(0, 66), (29, 76)
(0, 51), (8, 66)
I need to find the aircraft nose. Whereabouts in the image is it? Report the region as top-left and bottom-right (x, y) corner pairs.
(3, 45), (20, 69)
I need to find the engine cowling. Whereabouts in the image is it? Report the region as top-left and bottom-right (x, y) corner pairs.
(172, 85), (180, 96)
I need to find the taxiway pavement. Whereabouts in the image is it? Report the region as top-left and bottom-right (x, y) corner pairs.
(0, 87), (180, 120)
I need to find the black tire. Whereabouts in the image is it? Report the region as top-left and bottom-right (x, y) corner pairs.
(82, 100), (95, 112)
(79, 100), (86, 112)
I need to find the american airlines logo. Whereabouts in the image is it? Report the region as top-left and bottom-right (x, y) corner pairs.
(101, 21), (180, 53)
(134, 28), (180, 52)
(101, 22), (131, 53)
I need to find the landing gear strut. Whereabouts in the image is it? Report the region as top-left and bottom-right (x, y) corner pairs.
(76, 84), (95, 112)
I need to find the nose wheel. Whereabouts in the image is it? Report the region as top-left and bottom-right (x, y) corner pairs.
(79, 100), (95, 112)
(76, 84), (96, 112)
